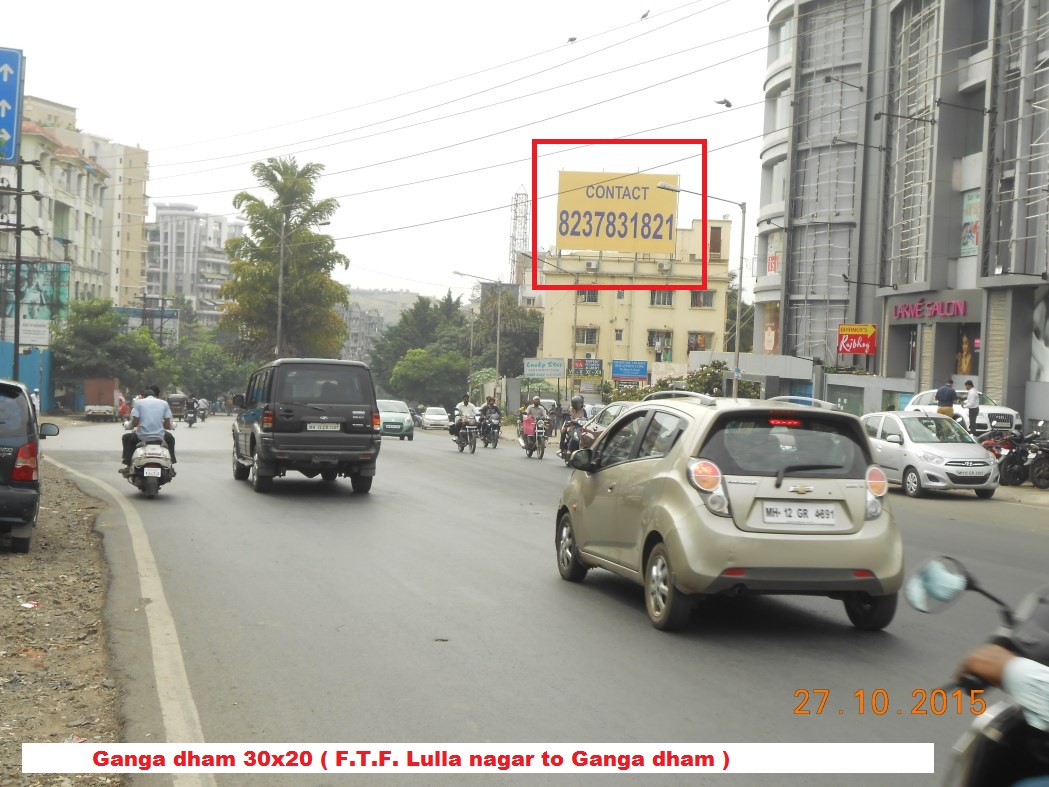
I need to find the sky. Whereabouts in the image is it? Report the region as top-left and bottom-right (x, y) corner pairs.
(6, 0), (770, 303)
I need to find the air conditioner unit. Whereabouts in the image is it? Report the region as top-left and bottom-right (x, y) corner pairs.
(585, 260), (599, 271)
(584, 352), (595, 359)
(657, 261), (671, 272)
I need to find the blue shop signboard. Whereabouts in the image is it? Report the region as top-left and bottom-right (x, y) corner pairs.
(611, 359), (649, 381)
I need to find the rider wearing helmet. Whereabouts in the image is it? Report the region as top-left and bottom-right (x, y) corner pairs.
(560, 395), (588, 454)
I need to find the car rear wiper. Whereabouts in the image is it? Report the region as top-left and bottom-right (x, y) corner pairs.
(278, 401), (326, 411)
(775, 464), (842, 488)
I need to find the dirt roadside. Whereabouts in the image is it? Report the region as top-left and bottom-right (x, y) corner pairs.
(0, 415), (125, 786)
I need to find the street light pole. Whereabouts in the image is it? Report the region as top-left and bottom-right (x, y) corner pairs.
(658, 182), (746, 395)
(453, 270), (504, 405)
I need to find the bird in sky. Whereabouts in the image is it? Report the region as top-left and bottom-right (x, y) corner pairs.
(641, 10), (650, 18)
(715, 98), (732, 108)
(567, 37), (577, 43)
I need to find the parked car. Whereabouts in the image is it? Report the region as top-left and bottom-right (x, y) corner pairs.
(578, 400), (636, 449)
(861, 410), (999, 499)
(557, 398), (901, 631)
(377, 399), (415, 441)
(905, 389), (1021, 432)
(0, 379), (60, 553)
(420, 406), (451, 430)
(231, 358), (381, 494)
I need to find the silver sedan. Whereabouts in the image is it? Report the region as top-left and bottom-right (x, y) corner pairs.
(861, 411), (999, 498)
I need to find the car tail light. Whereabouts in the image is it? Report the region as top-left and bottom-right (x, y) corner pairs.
(12, 442), (39, 482)
(686, 459), (731, 517)
(865, 465), (888, 519)
(261, 407), (274, 432)
(373, 411), (381, 432)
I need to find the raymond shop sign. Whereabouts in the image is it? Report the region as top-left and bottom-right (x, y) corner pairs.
(837, 324), (877, 355)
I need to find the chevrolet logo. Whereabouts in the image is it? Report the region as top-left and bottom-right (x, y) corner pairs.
(789, 485), (814, 495)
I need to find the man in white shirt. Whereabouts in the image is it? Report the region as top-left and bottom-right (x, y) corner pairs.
(963, 380), (980, 433)
(30, 388), (40, 413)
(120, 385), (176, 475)
(452, 394), (479, 437)
(959, 644), (1049, 733)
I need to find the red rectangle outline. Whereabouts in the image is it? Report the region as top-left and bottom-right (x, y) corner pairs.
(531, 138), (707, 291)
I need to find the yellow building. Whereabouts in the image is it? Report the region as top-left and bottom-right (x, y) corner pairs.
(538, 217), (731, 392)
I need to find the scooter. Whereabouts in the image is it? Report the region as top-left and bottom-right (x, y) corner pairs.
(560, 417), (587, 465)
(905, 555), (1049, 785)
(185, 408), (197, 428)
(125, 437), (175, 498)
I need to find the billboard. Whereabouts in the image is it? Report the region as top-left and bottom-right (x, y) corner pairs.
(837, 324), (877, 355)
(960, 190), (980, 258)
(0, 262), (71, 345)
(554, 171), (680, 255)
(571, 358), (604, 378)
(611, 359), (649, 381)
(523, 357), (566, 378)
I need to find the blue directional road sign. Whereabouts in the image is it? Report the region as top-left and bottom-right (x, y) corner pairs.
(0, 47), (25, 165)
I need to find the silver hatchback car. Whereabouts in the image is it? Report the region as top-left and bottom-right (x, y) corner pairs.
(557, 398), (902, 632)
(861, 411), (999, 499)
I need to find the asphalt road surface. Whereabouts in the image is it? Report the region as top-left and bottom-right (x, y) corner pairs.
(45, 417), (1049, 786)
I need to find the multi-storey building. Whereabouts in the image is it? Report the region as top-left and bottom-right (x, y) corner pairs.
(20, 96), (148, 309)
(146, 204), (243, 327)
(338, 299), (384, 363)
(754, 0), (1049, 422)
(539, 217), (732, 392)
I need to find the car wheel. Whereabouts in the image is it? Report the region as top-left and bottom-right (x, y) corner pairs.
(232, 448), (249, 481)
(1030, 458), (1049, 490)
(408, 434), (414, 441)
(351, 475), (372, 494)
(556, 513), (588, 582)
(843, 592), (897, 631)
(644, 543), (692, 631)
(321, 470), (338, 482)
(903, 466), (923, 498)
(10, 536), (30, 554)
(399, 436), (405, 441)
(250, 447), (273, 493)
(975, 488), (996, 499)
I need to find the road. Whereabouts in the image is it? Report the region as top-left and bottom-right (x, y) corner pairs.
(45, 417), (1049, 786)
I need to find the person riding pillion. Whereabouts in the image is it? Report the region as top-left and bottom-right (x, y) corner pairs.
(120, 385), (176, 476)
(560, 395), (587, 453)
(480, 396), (501, 419)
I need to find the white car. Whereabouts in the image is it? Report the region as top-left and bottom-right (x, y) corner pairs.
(905, 389), (1021, 432)
(420, 406), (451, 430)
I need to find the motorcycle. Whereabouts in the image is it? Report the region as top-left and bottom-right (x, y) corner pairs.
(560, 417), (588, 465)
(185, 408), (197, 428)
(124, 436), (175, 498)
(518, 414), (548, 459)
(480, 413), (501, 448)
(451, 415), (479, 454)
(905, 555), (1049, 785)
(986, 423), (1047, 487)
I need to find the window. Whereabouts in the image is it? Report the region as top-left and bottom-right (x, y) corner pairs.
(650, 290), (673, 307)
(687, 332), (713, 352)
(690, 290), (715, 308)
(638, 412), (685, 459)
(615, 329), (624, 342)
(617, 290), (625, 299)
(576, 327), (598, 345)
(578, 290), (598, 303)
(863, 416), (882, 438)
(709, 226), (722, 256)
(595, 412), (647, 469)
(648, 330), (673, 361)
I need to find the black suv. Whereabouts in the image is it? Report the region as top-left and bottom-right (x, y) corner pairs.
(0, 379), (60, 553)
(232, 359), (381, 493)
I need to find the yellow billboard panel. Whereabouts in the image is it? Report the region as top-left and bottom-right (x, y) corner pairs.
(555, 172), (680, 254)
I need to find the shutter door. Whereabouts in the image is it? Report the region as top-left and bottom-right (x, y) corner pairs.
(986, 290), (1008, 402)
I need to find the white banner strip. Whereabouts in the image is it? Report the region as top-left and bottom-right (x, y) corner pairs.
(24, 743), (933, 774)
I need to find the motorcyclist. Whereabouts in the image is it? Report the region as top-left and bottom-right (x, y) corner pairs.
(186, 396), (198, 419)
(480, 396), (501, 420)
(958, 644), (1049, 735)
(120, 385), (176, 476)
(525, 395), (548, 424)
(560, 395), (588, 455)
(453, 393), (480, 438)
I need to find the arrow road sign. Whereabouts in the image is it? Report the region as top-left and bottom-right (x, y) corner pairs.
(0, 47), (24, 165)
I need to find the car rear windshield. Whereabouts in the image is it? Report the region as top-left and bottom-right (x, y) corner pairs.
(698, 412), (869, 479)
(0, 389), (30, 438)
(277, 365), (372, 405)
(378, 400), (409, 413)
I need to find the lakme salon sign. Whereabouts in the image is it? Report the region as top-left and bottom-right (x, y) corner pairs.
(892, 297), (968, 320)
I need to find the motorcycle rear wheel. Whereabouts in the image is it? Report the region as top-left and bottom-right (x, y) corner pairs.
(142, 477), (160, 498)
(1030, 457), (1049, 490)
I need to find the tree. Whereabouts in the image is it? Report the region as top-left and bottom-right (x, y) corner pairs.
(220, 157), (349, 360)
(471, 288), (543, 379)
(176, 344), (256, 400)
(369, 292), (466, 388)
(388, 349), (469, 409)
(725, 269), (754, 353)
(49, 299), (157, 386)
